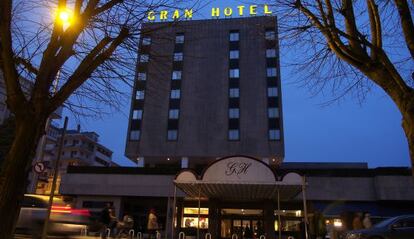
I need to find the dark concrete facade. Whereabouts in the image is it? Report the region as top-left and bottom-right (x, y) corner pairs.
(125, 17), (284, 165)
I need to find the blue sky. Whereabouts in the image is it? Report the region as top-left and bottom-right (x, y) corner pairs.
(64, 0), (410, 168)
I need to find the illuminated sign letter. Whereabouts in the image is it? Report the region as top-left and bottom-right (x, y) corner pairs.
(147, 11), (156, 21)
(250, 5), (257, 15)
(184, 9), (193, 19)
(172, 10), (180, 20)
(237, 5), (245, 16)
(264, 5), (272, 15)
(224, 7), (233, 17)
(211, 8), (220, 17)
(160, 10), (168, 20)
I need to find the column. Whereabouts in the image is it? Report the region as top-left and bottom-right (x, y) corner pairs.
(208, 199), (220, 239)
(263, 201), (275, 239)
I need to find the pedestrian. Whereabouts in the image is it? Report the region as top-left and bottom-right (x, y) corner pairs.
(362, 213), (372, 229)
(352, 213), (363, 230)
(147, 208), (159, 239)
(100, 203), (112, 238)
(244, 225), (253, 239)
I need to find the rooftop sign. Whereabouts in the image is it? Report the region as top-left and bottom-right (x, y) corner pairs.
(147, 5), (273, 21)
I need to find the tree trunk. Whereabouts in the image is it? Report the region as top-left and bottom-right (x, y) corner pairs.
(0, 116), (45, 239)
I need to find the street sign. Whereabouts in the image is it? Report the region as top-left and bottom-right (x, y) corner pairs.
(34, 162), (46, 174)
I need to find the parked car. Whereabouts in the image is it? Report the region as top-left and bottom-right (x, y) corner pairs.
(15, 194), (91, 238)
(345, 215), (414, 239)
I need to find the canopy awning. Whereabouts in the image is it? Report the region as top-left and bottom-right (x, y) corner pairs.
(174, 156), (304, 201)
(174, 181), (302, 201)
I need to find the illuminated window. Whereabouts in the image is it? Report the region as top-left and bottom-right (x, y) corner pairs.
(183, 208), (209, 215)
(170, 89), (181, 99)
(229, 88), (239, 98)
(137, 73), (146, 81)
(229, 69), (240, 78)
(130, 130), (140, 141)
(229, 50), (239, 59)
(142, 37), (151, 45)
(133, 110), (143, 120)
(176, 34), (185, 44)
(229, 108), (239, 119)
(265, 30), (276, 40)
(269, 129), (280, 140)
(169, 109), (179, 119)
(229, 32), (239, 42)
(172, 71), (182, 80)
(267, 67), (277, 77)
(174, 52), (183, 61)
(140, 54), (149, 62)
(268, 108), (279, 118)
(167, 130), (178, 141)
(182, 217), (209, 229)
(266, 49), (276, 58)
(267, 87), (278, 97)
(229, 129), (239, 140)
(136, 90), (145, 100)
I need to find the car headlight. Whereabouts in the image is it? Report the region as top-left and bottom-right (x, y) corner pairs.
(346, 233), (362, 239)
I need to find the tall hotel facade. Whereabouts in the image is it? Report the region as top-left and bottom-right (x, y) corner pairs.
(61, 16), (414, 239)
(125, 16), (284, 168)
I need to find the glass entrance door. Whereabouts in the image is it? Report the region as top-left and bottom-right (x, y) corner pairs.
(220, 209), (264, 239)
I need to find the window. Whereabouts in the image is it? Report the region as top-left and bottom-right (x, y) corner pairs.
(169, 109), (179, 119)
(172, 71), (182, 80)
(229, 108), (240, 119)
(267, 67), (277, 77)
(130, 130), (140, 140)
(265, 30), (276, 40)
(269, 129), (280, 140)
(229, 129), (239, 140)
(136, 90), (145, 100)
(174, 52), (183, 61)
(170, 89), (181, 99)
(268, 108), (279, 118)
(167, 130), (178, 140)
(268, 87), (278, 97)
(229, 88), (239, 98)
(229, 69), (240, 78)
(176, 34), (185, 44)
(133, 110), (143, 120)
(137, 73), (146, 81)
(229, 32), (239, 42)
(139, 54), (149, 62)
(142, 37), (151, 45)
(229, 50), (239, 59)
(266, 49), (276, 58)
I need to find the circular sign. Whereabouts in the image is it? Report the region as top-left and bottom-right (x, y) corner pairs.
(34, 162), (45, 173)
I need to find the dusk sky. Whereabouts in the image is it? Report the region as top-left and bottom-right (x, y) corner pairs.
(63, 0), (410, 168)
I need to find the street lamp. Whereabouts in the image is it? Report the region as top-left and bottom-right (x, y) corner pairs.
(55, 7), (74, 26)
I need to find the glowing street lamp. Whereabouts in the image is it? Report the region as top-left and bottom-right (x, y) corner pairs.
(55, 8), (73, 26)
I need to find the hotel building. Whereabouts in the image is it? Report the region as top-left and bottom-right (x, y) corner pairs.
(60, 16), (414, 239)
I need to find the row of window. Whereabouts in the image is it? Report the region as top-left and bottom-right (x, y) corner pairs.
(167, 33), (185, 141)
(130, 35), (152, 141)
(228, 30), (240, 141)
(265, 28), (281, 141)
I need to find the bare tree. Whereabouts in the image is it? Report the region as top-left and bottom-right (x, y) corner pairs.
(0, 0), (199, 237)
(267, 1), (413, 172)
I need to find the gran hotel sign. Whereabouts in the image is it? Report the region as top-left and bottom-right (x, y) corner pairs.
(147, 5), (273, 21)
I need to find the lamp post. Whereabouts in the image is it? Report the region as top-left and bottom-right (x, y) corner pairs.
(41, 8), (73, 239)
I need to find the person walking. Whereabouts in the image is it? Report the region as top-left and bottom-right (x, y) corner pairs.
(147, 209), (159, 239)
(352, 213), (363, 230)
(101, 203), (112, 238)
(362, 213), (372, 229)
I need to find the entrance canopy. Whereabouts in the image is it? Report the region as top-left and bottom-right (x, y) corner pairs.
(174, 156), (304, 201)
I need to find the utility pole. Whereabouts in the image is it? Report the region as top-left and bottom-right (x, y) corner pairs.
(41, 116), (68, 239)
